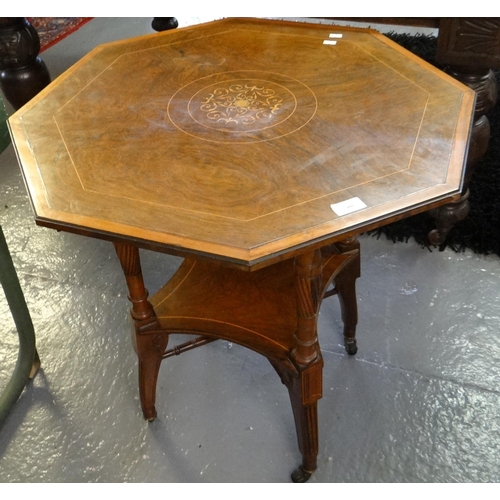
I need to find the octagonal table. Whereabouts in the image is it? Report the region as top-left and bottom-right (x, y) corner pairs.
(8, 18), (474, 481)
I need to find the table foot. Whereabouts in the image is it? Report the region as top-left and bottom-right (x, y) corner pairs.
(29, 349), (41, 379)
(291, 465), (312, 483)
(286, 359), (321, 486)
(428, 190), (470, 246)
(344, 338), (358, 356)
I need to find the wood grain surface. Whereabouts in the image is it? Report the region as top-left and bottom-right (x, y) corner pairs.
(8, 18), (475, 267)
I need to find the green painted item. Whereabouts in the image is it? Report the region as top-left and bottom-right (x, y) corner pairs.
(0, 94), (10, 153)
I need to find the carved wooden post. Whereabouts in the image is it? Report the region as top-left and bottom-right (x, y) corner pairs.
(292, 249), (323, 365)
(114, 243), (155, 324)
(0, 17), (51, 110)
(287, 249), (324, 482)
(114, 242), (166, 421)
(429, 18), (500, 244)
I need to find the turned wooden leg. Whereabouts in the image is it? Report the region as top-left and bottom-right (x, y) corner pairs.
(288, 249), (323, 482)
(334, 237), (360, 356)
(114, 242), (164, 421)
(0, 18), (51, 110)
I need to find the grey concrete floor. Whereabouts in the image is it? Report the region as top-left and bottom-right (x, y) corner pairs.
(1, 17), (500, 483)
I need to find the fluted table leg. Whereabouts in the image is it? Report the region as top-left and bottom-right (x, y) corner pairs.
(287, 249), (323, 482)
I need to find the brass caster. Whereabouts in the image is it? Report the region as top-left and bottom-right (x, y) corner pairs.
(291, 465), (313, 483)
(143, 409), (157, 422)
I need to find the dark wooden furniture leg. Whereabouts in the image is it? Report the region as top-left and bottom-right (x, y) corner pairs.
(0, 17), (51, 110)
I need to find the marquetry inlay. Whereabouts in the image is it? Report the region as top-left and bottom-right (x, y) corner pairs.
(168, 70), (317, 143)
(198, 81), (284, 128)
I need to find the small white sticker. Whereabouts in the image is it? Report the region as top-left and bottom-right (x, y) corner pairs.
(330, 197), (367, 216)
(323, 40), (337, 45)
(329, 33), (343, 38)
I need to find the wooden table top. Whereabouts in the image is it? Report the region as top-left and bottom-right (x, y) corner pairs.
(8, 18), (475, 269)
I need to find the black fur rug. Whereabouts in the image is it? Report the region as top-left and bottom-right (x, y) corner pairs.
(370, 33), (500, 256)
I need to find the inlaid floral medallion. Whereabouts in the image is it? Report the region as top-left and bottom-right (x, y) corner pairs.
(168, 70), (317, 143)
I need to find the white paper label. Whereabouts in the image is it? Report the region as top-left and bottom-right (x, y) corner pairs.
(323, 40), (337, 45)
(330, 197), (367, 216)
(329, 33), (343, 38)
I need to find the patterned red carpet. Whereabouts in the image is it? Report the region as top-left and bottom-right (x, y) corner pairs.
(28, 17), (93, 52)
